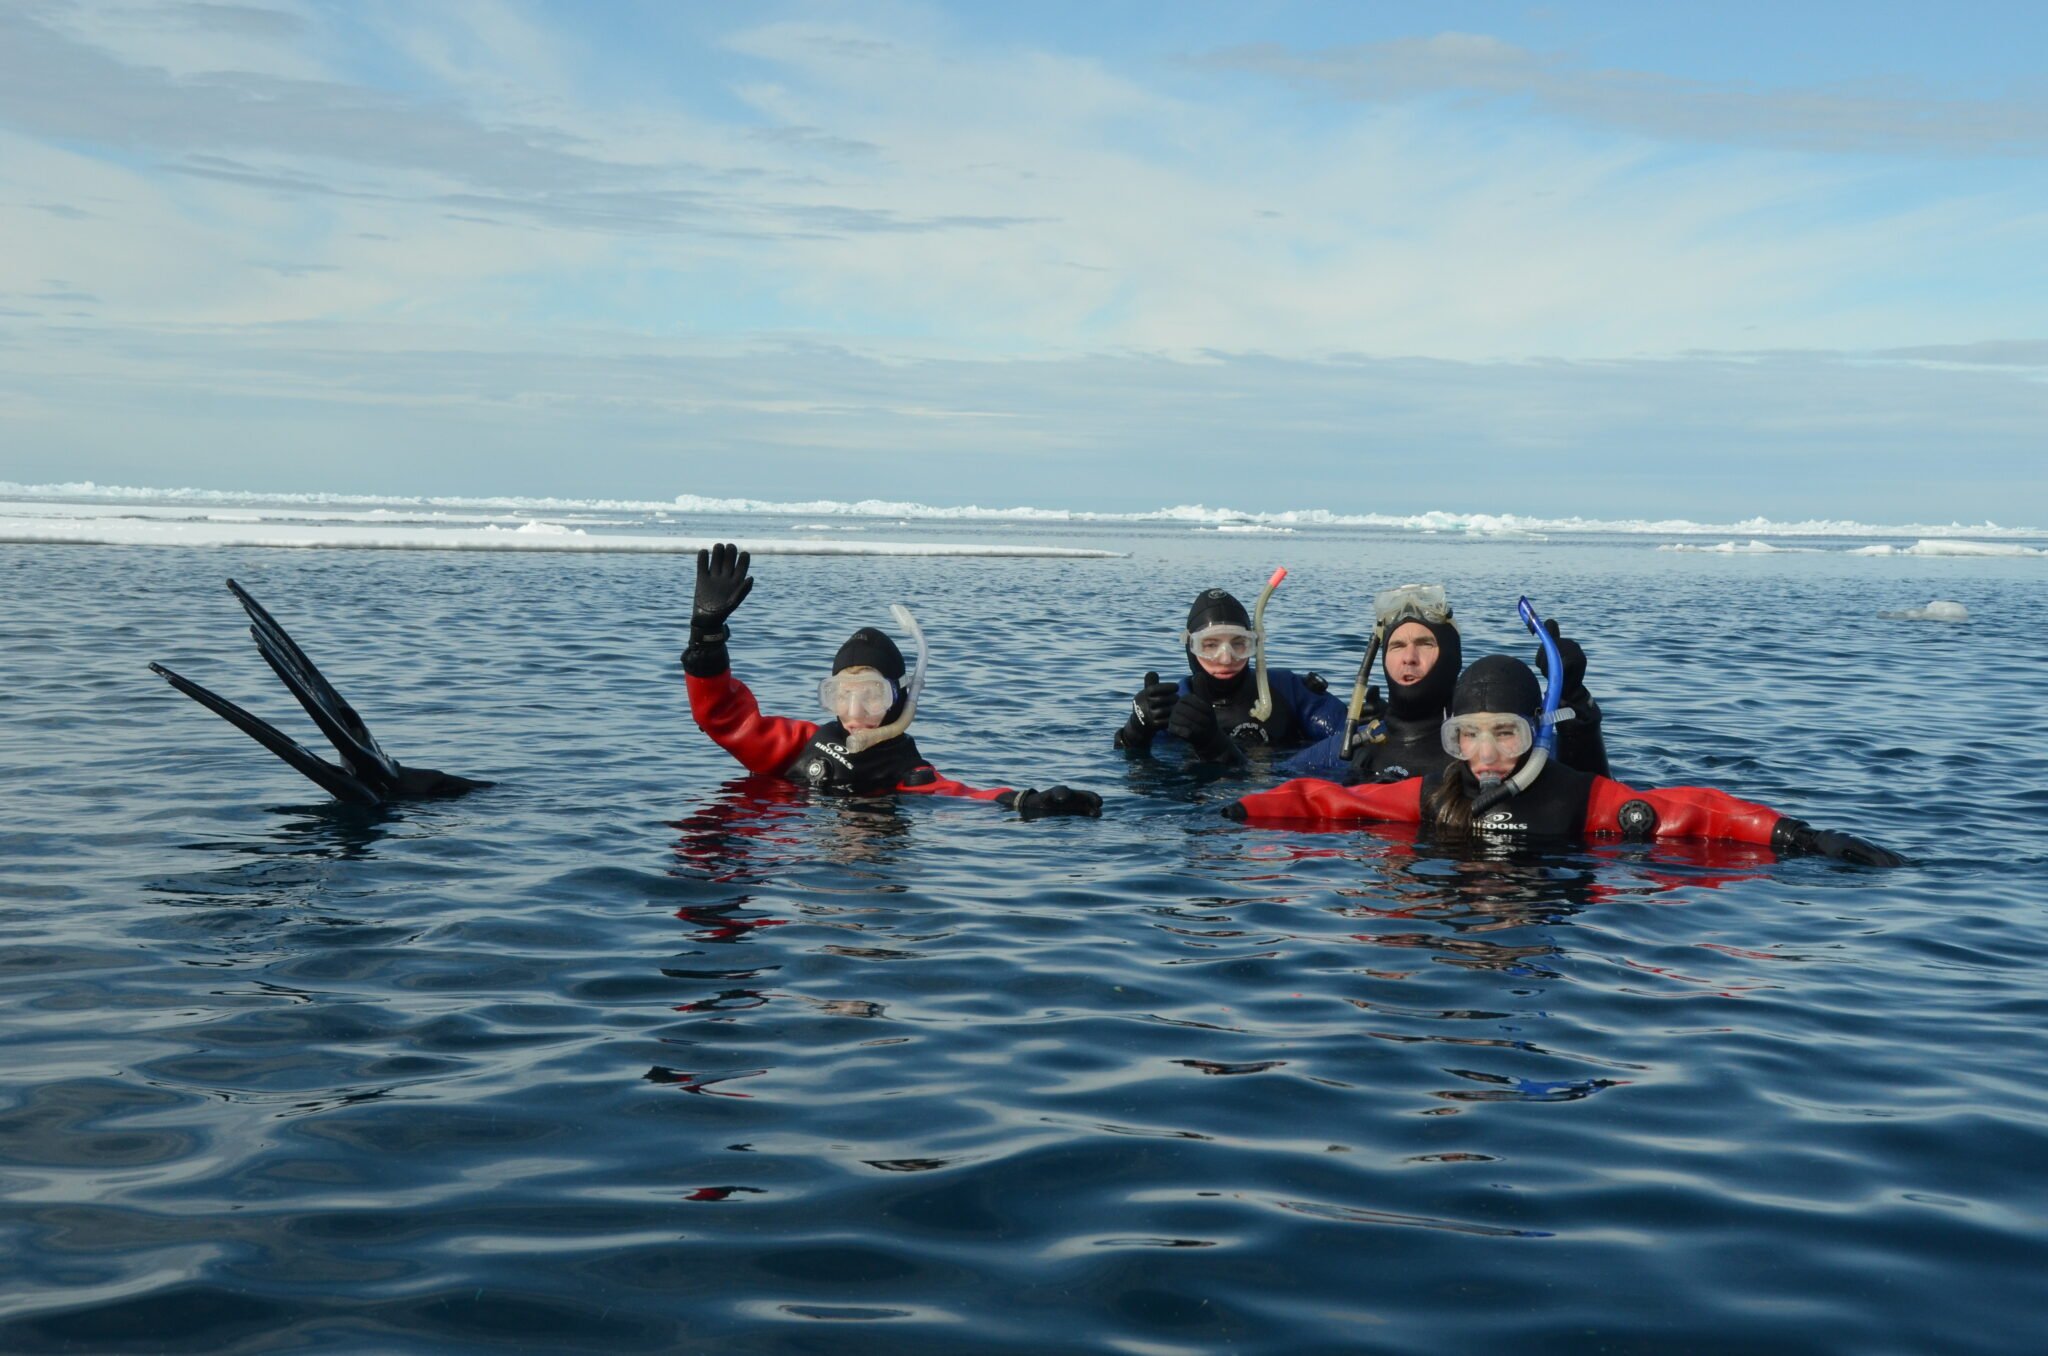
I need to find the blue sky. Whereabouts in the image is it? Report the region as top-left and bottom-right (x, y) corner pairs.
(2, 0), (2044, 522)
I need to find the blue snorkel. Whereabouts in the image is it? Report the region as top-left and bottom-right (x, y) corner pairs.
(1468, 596), (1563, 816)
(1521, 596), (1563, 758)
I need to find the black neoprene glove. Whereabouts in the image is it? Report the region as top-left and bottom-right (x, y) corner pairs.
(683, 542), (754, 677)
(1014, 786), (1103, 819)
(1532, 617), (1589, 699)
(694, 543), (753, 631)
(1346, 736), (1387, 782)
(1167, 692), (1236, 762)
(1771, 818), (1907, 867)
(1116, 670), (1179, 748)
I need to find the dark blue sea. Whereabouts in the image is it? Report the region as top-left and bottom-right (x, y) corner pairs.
(5, 515), (2046, 1354)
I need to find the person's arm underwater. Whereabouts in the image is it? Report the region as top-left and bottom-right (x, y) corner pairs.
(1281, 729), (1351, 780)
(682, 544), (820, 776)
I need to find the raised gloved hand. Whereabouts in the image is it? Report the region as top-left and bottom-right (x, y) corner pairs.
(1531, 617), (1588, 699)
(1771, 818), (1907, 867)
(683, 542), (754, 677)
(1167, 692), (1235, 762)
(693, 542), (754, 633)
(1117, 670), (1180, 747)
(1015, 785), (1103, 819)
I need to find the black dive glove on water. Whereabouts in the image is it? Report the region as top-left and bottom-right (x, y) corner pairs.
(1167, 692), (1239, 763)
(1010, 786), (1104, 819)
(683, 542), (754, 678)
(1770, 818), (1908, 867)
(1116, 670), (1180, 748)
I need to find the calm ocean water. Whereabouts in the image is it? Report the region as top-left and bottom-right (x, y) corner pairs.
(4, 515), (2046, 1354)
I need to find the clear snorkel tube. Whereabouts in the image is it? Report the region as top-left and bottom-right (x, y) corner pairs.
(843, 603), (929, 754)
(1248, 567), (1287, 723)
(1469, 596), (1563, 815)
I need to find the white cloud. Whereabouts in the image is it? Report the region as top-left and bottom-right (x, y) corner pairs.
(0, 2), (2042, 521)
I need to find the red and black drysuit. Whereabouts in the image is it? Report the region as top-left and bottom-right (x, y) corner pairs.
(686, 663), (1024, 805)
(1228, 759), (1805, 852)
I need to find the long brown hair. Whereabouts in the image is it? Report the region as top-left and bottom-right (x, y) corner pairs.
(1428, 766), (1476, 838)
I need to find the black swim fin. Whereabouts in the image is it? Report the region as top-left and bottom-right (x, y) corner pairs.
(229, 578), (406, 794)
(150, 581), (491, 805)
(148, 661), (384, 807)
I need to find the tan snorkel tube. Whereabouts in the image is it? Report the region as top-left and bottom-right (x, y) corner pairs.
(843, 604), (928, 754)
(1247, 567), (1288, 723)
(1340, 621), (1387, 759)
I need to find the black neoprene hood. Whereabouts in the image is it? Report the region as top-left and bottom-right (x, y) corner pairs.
(1450, 655), (1541, 720)
(832, 627), (906, 680)
(1185, 589), (1251, 634)
(1385, 618), (1462, 720)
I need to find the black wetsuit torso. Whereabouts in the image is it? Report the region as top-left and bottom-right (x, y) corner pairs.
(786, 724), (931, 796)
(1348, 711), (1452, 783)
(1427, 759), (1599, 839)
(1197, 668), (1298, 747)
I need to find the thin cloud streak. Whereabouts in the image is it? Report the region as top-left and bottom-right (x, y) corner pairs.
(1205, 34), (2048, 157)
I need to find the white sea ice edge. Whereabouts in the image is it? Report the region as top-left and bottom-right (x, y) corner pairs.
(0, 514), (1118, 559)
(3, 482), (2039, 541)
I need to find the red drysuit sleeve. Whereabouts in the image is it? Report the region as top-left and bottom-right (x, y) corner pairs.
(1232, 776), (1426, 825)
(894, 768), (1014, 803)
(687, 671), (818, 777)
(1584, 777), (1783, 846)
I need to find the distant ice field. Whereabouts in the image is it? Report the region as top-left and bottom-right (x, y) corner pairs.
(4, 484), (2044, 558)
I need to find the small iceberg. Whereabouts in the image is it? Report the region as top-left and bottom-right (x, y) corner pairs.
(1878, 600), (1970, 622)
(1853, 539), (2045, 558)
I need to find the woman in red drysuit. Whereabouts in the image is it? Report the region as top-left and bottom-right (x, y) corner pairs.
(1225, 655), (1903, 865)
(683, 543), (1101, 818)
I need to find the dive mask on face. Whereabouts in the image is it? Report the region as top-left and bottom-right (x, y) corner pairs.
(820, 673), (898, 721)
(1186, 624), (1256, 662)
(1441, 712), (1534, 762)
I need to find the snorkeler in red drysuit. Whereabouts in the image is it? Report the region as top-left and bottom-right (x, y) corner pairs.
(1225, 655), (1903, 866)
(683, 543), (1101, 819)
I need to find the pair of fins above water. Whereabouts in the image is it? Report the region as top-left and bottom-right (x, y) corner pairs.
(150, 580), (489, 808)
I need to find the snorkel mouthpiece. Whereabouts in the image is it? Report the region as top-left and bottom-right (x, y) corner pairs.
(1467, 598), (1562, 816)
(1249, 567), (1286, 723)
(844, 604), (928, 754)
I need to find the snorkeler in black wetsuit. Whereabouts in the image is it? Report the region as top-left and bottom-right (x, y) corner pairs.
(1116, 586), (1346, 765)
(150, 580), (488, 807)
